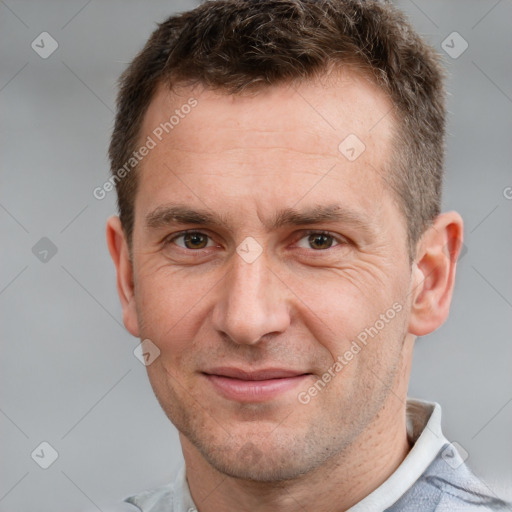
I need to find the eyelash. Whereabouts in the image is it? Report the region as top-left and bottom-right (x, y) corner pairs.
(165, 229), (348, 251)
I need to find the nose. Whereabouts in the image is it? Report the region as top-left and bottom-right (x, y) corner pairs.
(211, 252), (291, 346)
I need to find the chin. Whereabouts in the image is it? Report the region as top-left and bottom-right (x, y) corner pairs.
(203, 450), (314, 482)
(190, 428), (335, 483)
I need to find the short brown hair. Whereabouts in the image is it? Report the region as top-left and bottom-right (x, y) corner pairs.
(109, 0), (446, 260)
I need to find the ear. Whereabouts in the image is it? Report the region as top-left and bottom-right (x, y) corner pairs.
(408, 211), (464, 337)
(106, 216), (140, 338)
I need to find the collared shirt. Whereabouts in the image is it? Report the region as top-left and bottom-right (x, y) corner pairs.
(109, 398), (511, 511)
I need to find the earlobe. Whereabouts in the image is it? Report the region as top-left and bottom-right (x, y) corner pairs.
(106, 216), (140, 338)
(408, 211), (464, 337)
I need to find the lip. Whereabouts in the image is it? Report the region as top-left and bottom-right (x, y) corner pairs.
(203, 367), (311, 403)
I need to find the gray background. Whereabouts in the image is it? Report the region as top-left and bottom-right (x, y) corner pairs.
(1, 0), (511, 510)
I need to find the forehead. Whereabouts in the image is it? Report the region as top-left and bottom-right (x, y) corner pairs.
(142, 68), (394, 153)
(135, 68), (399, 228)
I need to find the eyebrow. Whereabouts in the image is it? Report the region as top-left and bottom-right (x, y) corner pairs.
(145, 203), (376, 236)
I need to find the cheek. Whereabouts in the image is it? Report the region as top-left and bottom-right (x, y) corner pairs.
(134, 264), (218, 351)
(287, 263), (407, 360)
(289, 263), (389, 325)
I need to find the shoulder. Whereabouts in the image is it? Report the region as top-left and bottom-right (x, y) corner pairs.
(123, 483), (174, 512)
(97, 484), (174, 512)
(387, 443), (512, 511)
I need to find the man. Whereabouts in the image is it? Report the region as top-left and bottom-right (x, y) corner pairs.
(105, 0), (511, 510)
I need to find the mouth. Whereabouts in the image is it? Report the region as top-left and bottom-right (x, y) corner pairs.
(202, 367), (312, 403)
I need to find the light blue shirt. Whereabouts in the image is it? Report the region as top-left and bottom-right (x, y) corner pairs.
(107, 398), (512, 511)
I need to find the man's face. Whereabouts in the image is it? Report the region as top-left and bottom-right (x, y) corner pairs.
(127, 70), (416, 480)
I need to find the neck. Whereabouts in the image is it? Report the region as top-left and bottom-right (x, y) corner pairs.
(182, 395), (411, 512)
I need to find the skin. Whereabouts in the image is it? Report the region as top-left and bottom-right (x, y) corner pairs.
(107, 68), (464, 512)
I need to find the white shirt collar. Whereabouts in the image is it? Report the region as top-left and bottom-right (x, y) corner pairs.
(124, 398), (448, 512)
(346, 398), (448, 511)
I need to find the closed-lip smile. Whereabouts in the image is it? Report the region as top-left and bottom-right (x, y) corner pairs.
(202, 367), (311, 402)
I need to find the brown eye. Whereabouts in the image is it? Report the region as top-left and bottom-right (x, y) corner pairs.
(173, 232), (212, 249)
(183, 233), (208, 249)
(307, 233), (335, 250)
(296, 231), (343, 251)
